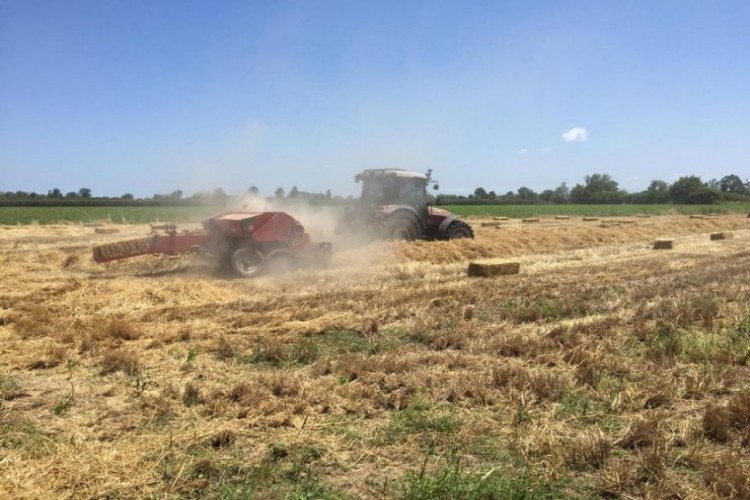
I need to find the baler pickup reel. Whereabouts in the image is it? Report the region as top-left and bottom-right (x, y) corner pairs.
(92, 211), (332, 278)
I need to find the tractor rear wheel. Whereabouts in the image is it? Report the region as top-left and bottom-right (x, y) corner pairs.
(445, 220), (474, 239)
(385, 216), (420, 241)
(230, 248), (264, 278)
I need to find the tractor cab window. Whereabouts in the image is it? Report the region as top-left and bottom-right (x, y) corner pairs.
(361, 175), (426, 205)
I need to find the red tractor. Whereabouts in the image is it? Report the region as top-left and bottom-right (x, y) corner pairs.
(342, 169), (474, 240)
(93, 211), (332, 278)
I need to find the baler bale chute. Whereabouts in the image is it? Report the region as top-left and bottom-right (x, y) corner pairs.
(93, 211), (332, 278)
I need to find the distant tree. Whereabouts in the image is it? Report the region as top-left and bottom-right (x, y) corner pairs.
(288, 186), (299, 198)
(169, 189), (184, 200)
(539, 189), (555, 203)
(326, 189), (331, 199)
(79, 187), (92, 198)
(487, 190), (497, 199)
(668, 176), (718, 204)
(212, 187), (227, 198)
(719, 174), (748, 195)
(643, 180), (670, 204)
(47, 188), (63, 198)
(473, 187), (487, 199)
(517, 186), (538, 200)
(248, 186), (259, 195)
(550, 182), (570, 204)
(65, 191), (79, 198)
(275, 187), (285, 199)
(570, 174), (623, 204)
(121, 193), (134, 200)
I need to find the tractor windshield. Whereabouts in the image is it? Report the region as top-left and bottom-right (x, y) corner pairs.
(361, 176), (427, 206)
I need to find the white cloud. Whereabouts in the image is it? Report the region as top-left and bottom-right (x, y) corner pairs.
(562, 127), (588, 142)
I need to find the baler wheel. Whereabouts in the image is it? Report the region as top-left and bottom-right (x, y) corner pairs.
(230, 248), (264, 278)
(264, 249), (299, 275)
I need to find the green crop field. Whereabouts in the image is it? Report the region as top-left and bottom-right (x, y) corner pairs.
(440, 202), (750, 218)
(0, 206), (225, 225)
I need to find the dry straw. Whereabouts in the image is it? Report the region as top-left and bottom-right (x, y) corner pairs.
(493, 216), (509, 221)
(480, 222), (501, 227)
(582, 217), (599, 222)
(467, 260), (520, 277)
(555, 215), (570, 220)
(522, 218), (540, 224)
(689, 215), (705, 219)
(94, 228), (120, 234)
(653, 239), (674, 250)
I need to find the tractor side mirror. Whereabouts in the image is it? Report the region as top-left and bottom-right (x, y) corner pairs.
(433, 183), (440, 191)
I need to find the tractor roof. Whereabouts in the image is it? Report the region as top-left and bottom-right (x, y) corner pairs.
(356, 169), (428, 181)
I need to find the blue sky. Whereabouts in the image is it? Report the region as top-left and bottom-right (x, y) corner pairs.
(1, 0), (748, 197)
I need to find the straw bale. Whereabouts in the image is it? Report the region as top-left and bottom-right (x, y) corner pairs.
(522, 218), (540, 224)
(610, 220), (636, 224)
(94, 227), (120, 234)
(653, 239), (674, 250)
(582, 217), (599, 222)
(689, 215), (705, 219)
(83, 222), (106, 228)
(710, 232), (733, 241)
(480, 222), (500, 227)
(554, 215), (570, 220)
(467, 260), (520, 277)
(493, 216), (509, 221)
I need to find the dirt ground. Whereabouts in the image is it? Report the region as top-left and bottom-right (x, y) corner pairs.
(1, 214), (749, 498)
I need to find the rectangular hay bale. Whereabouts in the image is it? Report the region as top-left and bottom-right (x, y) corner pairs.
(554, 215), (570, 220)
(582, 217), (599, 222)
(468, 261), (520, 277)
(94, 227), (120, 234)
(653, 239), (674, 250)
(710, 232), (733, 241)
(480, 222), (500, 227)
(689, 214), (705, 219)
(522, 218), (540, 223)
(493, 216), (509, 221)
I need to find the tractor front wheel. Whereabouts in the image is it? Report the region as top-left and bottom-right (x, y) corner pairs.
(230, 248), (264, 278)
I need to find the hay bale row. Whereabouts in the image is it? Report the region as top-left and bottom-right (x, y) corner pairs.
(710, 232), (733, 241)
(582, 217), (599, 222)
(689, 214), (705, 219)
(493, 216), (509, 221)
(554, 215), (570, 220)
(468, 261), (520, 277)
(83, 222), (106, 228)
(480, 222), (501, 227)
(522, 218), (540, 224)
(610, 219), (636, 224)
(94, 227), (120, 234)
(653, 239), (674, 250)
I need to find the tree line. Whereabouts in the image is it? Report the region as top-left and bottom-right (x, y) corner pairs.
(2, 173), (748, 206)
(436, 173), (750, 205)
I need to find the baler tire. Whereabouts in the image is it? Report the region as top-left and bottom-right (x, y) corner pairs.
(230, 248), (264, 278)
(445, 220), (474, 239)
(264, 249), (299, 275)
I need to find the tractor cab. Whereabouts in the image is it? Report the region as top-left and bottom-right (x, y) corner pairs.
(355, 169), (435, 218)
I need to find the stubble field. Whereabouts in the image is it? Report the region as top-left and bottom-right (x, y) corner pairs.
(1, 214), (749, 498)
